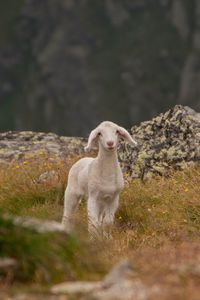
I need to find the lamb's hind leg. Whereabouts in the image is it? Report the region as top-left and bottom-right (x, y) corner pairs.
(62, 188), (79, 231)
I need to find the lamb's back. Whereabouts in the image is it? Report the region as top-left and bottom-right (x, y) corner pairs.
(68, 157), (94, 196)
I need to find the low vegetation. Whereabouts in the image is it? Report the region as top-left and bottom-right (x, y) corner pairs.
(0, 154), (200, 298)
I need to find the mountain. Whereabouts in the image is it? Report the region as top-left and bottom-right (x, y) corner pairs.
(0, 0), (200, 136)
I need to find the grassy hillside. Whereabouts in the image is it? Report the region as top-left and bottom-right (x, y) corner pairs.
(0, 154), (200, 298)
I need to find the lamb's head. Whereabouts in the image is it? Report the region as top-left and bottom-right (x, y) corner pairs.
(85, 121), (137, 152)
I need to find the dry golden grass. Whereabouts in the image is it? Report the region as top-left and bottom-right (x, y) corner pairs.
(0, 154), (75, 219)
(0, 154), (200, 298)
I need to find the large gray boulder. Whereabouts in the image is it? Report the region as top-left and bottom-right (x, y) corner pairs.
(119, 105), (200, 179)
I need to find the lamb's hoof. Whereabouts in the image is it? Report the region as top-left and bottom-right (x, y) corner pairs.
(103, 232), (113, 240)
(89, 231), (113, 241)
(61, 217), (73, 233)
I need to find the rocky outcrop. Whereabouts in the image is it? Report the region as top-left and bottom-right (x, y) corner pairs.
(119, 105), (200, 179)
(0, 131), (86, 164)
(0, 106), (199, 178)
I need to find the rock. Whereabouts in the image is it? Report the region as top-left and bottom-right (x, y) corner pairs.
(119, 105), (200, 179)
(0, 257), (17, 284)
(176, 263), (200, 278)
(12, 293), (66, 300)
(0, 258), (17, 269)
(52, 281), (101, 294)
(51, 260), (135, 295)
(0, 131), (86, 163)
(94, 279), (149, 300)
(3, 215), (67, 234)
(94, 260), (149, 300)
(102, 259), (136, 287)
(0, 258), (17, 276)
(51, 259), (162, 300)
(38, 170), (59, 184)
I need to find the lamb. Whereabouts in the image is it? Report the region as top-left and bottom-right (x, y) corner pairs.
(62, 121), (137, 237)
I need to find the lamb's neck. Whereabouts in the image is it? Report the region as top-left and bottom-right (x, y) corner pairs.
(96, 147), (120, 176)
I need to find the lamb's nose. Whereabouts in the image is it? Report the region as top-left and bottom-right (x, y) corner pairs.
(107, 141), (114, 147)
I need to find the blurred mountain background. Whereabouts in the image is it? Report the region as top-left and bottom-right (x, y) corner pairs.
(0, 0), (200, 136)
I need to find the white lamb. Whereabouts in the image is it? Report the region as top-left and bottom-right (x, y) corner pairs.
(62, 121), (137, 237)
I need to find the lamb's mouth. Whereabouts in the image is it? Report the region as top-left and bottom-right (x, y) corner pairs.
(107, 146), (115, 151)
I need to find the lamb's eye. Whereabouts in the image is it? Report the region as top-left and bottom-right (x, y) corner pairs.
(97, 132), (102, 136)
(116, 130), (119, 134)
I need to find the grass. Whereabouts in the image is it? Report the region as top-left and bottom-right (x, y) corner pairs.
(117, 167), (200, 247)
(0, 154), (200, 298)
(0, 216), (78, 283)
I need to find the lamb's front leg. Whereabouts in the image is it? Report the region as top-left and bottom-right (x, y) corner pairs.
(102, 195), (119, 239)
(87, 195), (119, 239)
(87, 196), (103, 238)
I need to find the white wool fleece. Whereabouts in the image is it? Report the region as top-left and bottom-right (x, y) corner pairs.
(62, 121), (137, 238)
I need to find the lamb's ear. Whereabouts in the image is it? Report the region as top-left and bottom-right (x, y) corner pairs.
(117, 126), (137, 146)
(84, 128), (100, 152)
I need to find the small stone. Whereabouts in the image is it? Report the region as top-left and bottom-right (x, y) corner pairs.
(3, 215), (67, 234)
(102, 259), (135, 288)
(38, 170), (59, 184)
(51, 281), (101, 294)
(0, 258), (17, 270)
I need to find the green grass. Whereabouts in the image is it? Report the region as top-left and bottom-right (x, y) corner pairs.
(0, 215), (78, 283)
